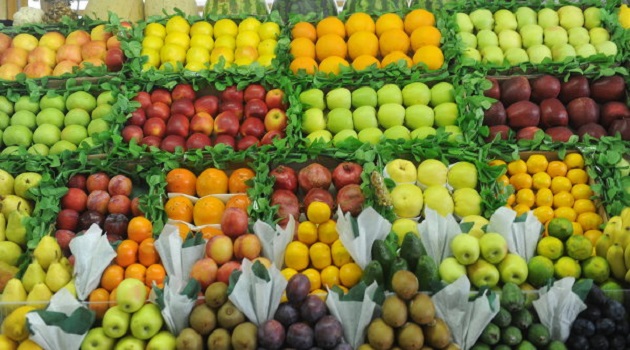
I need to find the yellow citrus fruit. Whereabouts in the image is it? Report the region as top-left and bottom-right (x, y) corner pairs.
(375, 13), (404, 37)
(571, 183), (593, 200)
(302, 268), (321, 291)
(290, 57), (318, 74)
(510, 172), (533, 190)
(190, 34), (214, 51)
(567, 169), (588, 185)
(404, 9), (436, 34)
(346, 12), (376, 37)
(142, 35), (164, 50)
(554, 207), (577, 222)
(526, 154), (549, 174)
(513, 203), (530, 216)
(297, 221), (319, 245)
(318, 219), (339, 244)
(554, 256), (581, 279)
(546, 160), (568, 177)
(339, 262), (362, 288)
(410, 26), (441, 51)
(550, 176), (572, 194)
(238, 17), (262, 32)
(584, 229), (603, 246)
(379, 29), (410, 57)
(320, 265), (341, 288)
(317, 16), (346, 38)
(165, 15), (190, 34)
(315, 34), (347, 61)
(572, 221), (583, 236)
(141, 48), (160, 67)
(347, 31), (379, 60)
(536, 188), (554, 207)
(533, 206), (554, 224)
(564, 153), (584, 169)
(307, 202), (332, 224)
(214, 19), (238, 38)
(215, 35), (236, 50)
(309, 242), (332, 270)
(186, 47), (210, 64)
(352, 55), (381, 70)
(292, 22), (317, 42)
(160, 44), (186, 63)
(258, 22), (280, 40)
(516, 188), (535, 207)
(381, 51), (413, 68)
(412, 45), (444, 70)
(164, 32), (190, 50)
(537, 236), (564, 259)
(236, 31), (260, 48)
(145, 22), (166, 38)
(577, 212), (603, 231)
(508, 159), (527, 175)
(184, 61), (206, 71)
(190, 21), (213, 36)
(210, 47), (235, 64)
(506, 193), (516, 206)
(258, 39), (278, 56)
(285, 241), (309, 271)
(331, 239), (352, 267)
(547, 217), (574, 240)
(553, 191), (574, 208)
(532, 172), (551, 190)
(290, 37), (316, 59)
(574, 198), (596, 214)
(281, 267), (298, 281)
(318, 56), (350, 75)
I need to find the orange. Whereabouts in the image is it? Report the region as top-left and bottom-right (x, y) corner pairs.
(546, 160), (568, 177)
(125, 263), (147, 282)
(404, 9), (435, 34)
(318, 56), (350, 75)
(381, 51), (413, 68)
(410, 26), (441, 51)
(88, 288), (110, 319)
(577, 212), (603, 231)
(290, 37), (316, 59)
(510, 173), (532, 190)
(489, 159), (507, 167)
(375, 13), (404, 37)
(412, 45), (444, 70)
(316, 17), (346, 38)
(127, 216), (153, 243)
(571, 183), (593, 200)
(100, 264), (124, 292)
(506, 193), (516, 206)
(532, 172), (551, 190)
(497, 174), (510, 187)
(550, 176), (572, 194)
(564, 153), (584, 169)
(346, 12), (376, 36)
(138, 238), (160, 267)
(226, 194), (251, 212)
(292, 22), (317, 42)
(109, 288), (118, 306)
(533, 206), (554, 224)
(536, 188), (554, 207)
(554, 207), (577, 222)
(553, 191), (574, 208)
(197, 168), (228, 196)
(513, 203), (530, 216)
(164, 196), (194, 222)
(584, 229), (603, 246)
(347, 31), (379, 60)
(516, 188), (535, 207)
(315, 34), (347, 61)
(573, 199), (596, 214)
(175, 222), (191, 240)
(526, 154), (549, 174)
(566, 169), (588, 185)
(508, 159), (527, 175)
(146, 264), (166, 288)
(352, 55), (381, 70)
(200, 226), (223, 240)
(379, 29), (410, 57)
(229, 168), (255, 193)
(116, 240), (139, 267)
(193, 196), (225, 226)
(290, 57), (318, 74)
(165, 168), (197, 195)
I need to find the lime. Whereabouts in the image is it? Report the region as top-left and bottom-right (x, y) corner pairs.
(554, 256), (581, 279)
(547, 217), (573, 241)
(565, 235), (593, 261)
(600, 280), (624, 303)
(527, 256), (555, 287)
(536, 236), (564, 260)
(580, 256), (610, 283)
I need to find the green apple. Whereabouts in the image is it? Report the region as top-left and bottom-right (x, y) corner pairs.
(467, 259), (500, 288)
(589, 27), (609, 45)
(544, 26), (568, 47)
(552, 43), (576, 62)
(82, 327), (115, 350)
(306, 130), (332, 145)
(458, 32), (477, 49)
(456, 13), (474, 32)
(391, 183), (424, 218)
(0, 96), (14, 115)
(61, 125), (88, 145)
(97, 91), (115, 106)
(65, 109), (91, 127)
(79, 137), (95, 149)
(477, 29), (499, 49)
(498, 30), (522, 51)
(383, 125), (410, 141)
(498, 253), (528, 284)
(33, 124), (61, 146)
(583, 7), (602, 29)
(385, 159), (417, 183)
(568, 27), (590, 47)
(351, 86), (378, 108)
(558, 5), (584, 30)
(527, 44), (552, 63)
(147, 331), (176, 350)
(36, 108), (65, 128)
(462, 48), (482, 62)
(302, 108), (326, 134)
(28, 144), (49, 156)
(14, 96), (40, 114)
(0, 111), (10, 129)
(505, 48), (530, 64)
(411, 126), (437, 139)
(11, 110), (36, 130)
(377, 84), (403, 106)
(481, 46), (505, 65)
(91, 104), (112, 120)
(575, 43), (597, 57)
(494, 9), (518, 33)
(327, 108), (353, 134)
(1, 146), (19, 155)
(66, 91), (96, 112)
(377, 103), (405, 129)
(616, 158), (630, 177)
(353, 106), (378, 131)
(516, 7), (537, 30)
(439, 257), (467, 284)
(434, 102), (458, 127)
(451, 233), (480, 265)
(596, 41), (618, 56)
(520, 24), (544, 48)
(392, 219), (419, 245)
(130, 303), (163, 340)
(479, 233), (508, 264)
(117, 278), (147, 313)
(461, 215), (489, 238)
(87, 119), (109, 136)
(469, 9), (494, 31)
(333, 129), (358, 146)
(39, 94), (66, 112)
(402, 82), (431, 107)
(49, 140), (77, 155)
(405, 105), (434, 129)
(114, 336), (145, 350)
(299, 89), (326, 110)
(326, 88), (352, 110)
(430, 82), (455, 107)
(358, 127), (383, 145)
(537, 8), (559, 29)
(444, 125), (463, 143)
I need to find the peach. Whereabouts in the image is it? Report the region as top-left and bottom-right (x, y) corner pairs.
(0, 63), (22, 80)
(61, 188), (88, 212)
(252, 257), (272, 268)
(66, 30), (91, 46)
(79, 58), (105, 69)
(86, 190), (111, 214)
(90, 25), (113, 42)
(0, 33), (12, 51)
(233, 233), (261, 260)
(56, 44), (82, 64)
(106, 36), (121, 50)
(107, 195), (131, 216)
(81, 41), (107, 60)
(52, 60), (79, 76)
(11, 33), (38, 51)
(23, 61), (52, 78)
(130, 197), (143, 217)
(205, 235), (233, 265)
(87, 173), (110, 192)
(28, 46), (56, 67)
(108, 175), (132, 196)
(1, 47), (28, 67)
(216, 261), (241, 284)
(39, 31), (66, 51)
(189, 258), (218, 290)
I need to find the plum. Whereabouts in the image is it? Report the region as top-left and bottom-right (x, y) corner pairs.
(257, 319), (285, 350)
(314, 315), (343, 349)
(287, 274), (310, 305)
(300, 295), (328, 324)
(275, 302), (300, 328)
(286, 322), (314, 350)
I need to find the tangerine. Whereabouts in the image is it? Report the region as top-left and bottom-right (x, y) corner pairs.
(193, 196), (225, 226)
(197, 168), (229, 196)
(165, 168), (197, 195)
(229, 168), (255, 193)
(100, 265), (124, 292)
(116, 240), (139, 267)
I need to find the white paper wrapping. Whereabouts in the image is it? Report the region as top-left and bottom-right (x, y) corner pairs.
(228, 259), (287, 326)
(432, 276), (500, 350)
(336, 207), (392, 269)
(69, 224), (117, 300)
(253, 215), (296, 268)
(418, 208), (462, 265)
(533, 277), (587, 342)
(154, 224), (206, 286)
(325, 283), (380, 349)
(149, 279), (198, 336)
(487, 207), (541, 262)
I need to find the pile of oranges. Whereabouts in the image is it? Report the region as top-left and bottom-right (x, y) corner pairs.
(495, 153), (604, 245)
(289, 10), (444, 75)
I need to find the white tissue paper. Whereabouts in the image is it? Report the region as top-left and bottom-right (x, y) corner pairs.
(69, 224), (117, 300)
(336, 207), (392, 269)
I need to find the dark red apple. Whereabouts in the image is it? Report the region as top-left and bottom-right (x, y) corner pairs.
(219, 101), (244, 120)
(87, 190), (110, 214)
(160, 135), (187, 152)
(194, 95), (219, 116)
(539, 98), (568, 128)
(485, 125), (511, 142)
(271, 189), (299, 227)
(166, 114), (190, 138)
(221, 86), (244, 104)
(264, 108), (287, 131)
(141, 136), (162, 149)
(260, 130), (285, 145)
(567, 97), (599, 129)
(214, 134), (235, 148)
(298, 163), (332, 192)
(337, 184), (365, 216)
(600, 101), (630, 128)
(150, 88), (172, 105)
(172, 84), (196, 101)
(304, 188), (335, 211)
(146, 102), (170, 120)
(214, 111), (240, 137)
(483, 78), (500, 100)
(190, 112), (214, 135)
(270, 166), (298, 192)
(143, 117), (166, 138)
(559, 75), (590, 104)
(221, 207), (249, 238)
(127, 108), (146, 126)
(78, 210), (105, 231)
(590, 75), (625, 103)
(577, 123), (607, 140)
(240, 117), (266, 138)
(186, 133), (212, 149)
(530, 75), (561, 102)
(133, 91), (151, 110)
(56, 209), (79, 231)
(483, 101), (506, 126)
(516, 126), (542, 140)
(122, 125), (144, 144)
(171, 98), (195, 118)
(244, 84), (266, 102)
(104, 48), (124, 71)
(332, 162), (363, 190)
(501, 76), (531, 106)
(244, 99), (268, 119)
(237, 135), (259, 151)
(609, 119), (630, 140)
(506, 101), (540, 128)
(67, 174), (87, 191)
(265, 89), (286, 110)
(545, 126), (575, 142)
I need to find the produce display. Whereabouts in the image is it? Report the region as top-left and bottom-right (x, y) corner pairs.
(0, 1), (629, 349)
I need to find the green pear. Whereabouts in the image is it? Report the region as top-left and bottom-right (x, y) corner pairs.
(22, 261), (46, 293)
(26, 282), (52, 309)
(0, 240), (21, 266)
(1, 195), (33, 217)
(6, 210), (28, 246)
(13, 172), (42, 200)
(0, 212), (6, 241)
(45, 262), (71, 292)
(0, 169), (14, 196)
(34, 236), (62, 270)
(1, 278), (26, 312)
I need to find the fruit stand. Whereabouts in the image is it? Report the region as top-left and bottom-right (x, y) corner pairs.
(0, 0), (629, 349)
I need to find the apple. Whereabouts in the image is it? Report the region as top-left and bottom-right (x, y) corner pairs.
(351, 87), (378, 108)
(516, 7), (537, 29)
(552, 44), (576, 62)
(326, 88), (352, 110)
(299, 89), (325, 110)
(264, 108), (288, 131)
(467, 259), (500, 288)
(377, 103), (405, 129)
(404, 104), (434, 129)
(189, 112), (214, 135)
(456, 13), (474, 32)
(476, 29), (498, 50)
(402, 82), (431, 107)
(433, 102), (458, 127)
(306, 130), (332, 145)
(221, 86), (244, 104)
(146, 102), (170, 121)
(260, 130), (285, 145)
(391, 183), (423, 218)
(165, 114), (189, 138)
(143, 118), (166, 138)
(302, 108), (326, 134)
(245, 84), (266, 102)
(352, 106), (378, 131)
(439, 257), (467, 284)
(141, 136), (162, 149)
(150, 89), (172, 106)
(558, 5), (584, 30)
(538, 8), (559, 29)
(327, 108), (354, 134)
(458, 32), (477, 49)
(133, 92), (151, 110)
(102, 306), (130, 338)
(129, 303), (163, 340)
(172, 84), (196, 101)
(544, 26), (568, 48)
(469, 9), (494, 31)
(527, 44), (552, 64)
(481, 46), (504, 65)
(494, 9), (518, 32)
(125, 108), (147, 127)
(216, 261), (241, 284)
(104, 48), (124, 71)
(498, 30), (521, 51)
(114, 336), (145, 350)
(194, 95), (219, 115)
(520, 24), (544, 48)
(383, 125), (410, 140)
(385, 159), (417, 183)
(171, 99), (195, 118)
(589, 27), (610, 45)
(214, 111), (240, 136)
(584, 7), (602, 29)
(56, 44), (82, 64)
(498, 253), (528, 284)
(358, 127), (383, 145)
(33, 124), (61, 146)
(430, 82), (455, 107)
(82, 327), (115, 350)
(244, 99), (268, 119)
(411, 126), (437, 139)
(271, 165), (298, 192)
(505, 48), (530, 65)
(116, 278), (147, 313)
(186, 133), (212, 150)
(160, 135), (186, 152)
(478, 233), (508, 264)
(575, 43), (597, 57)
(333, 129), (359, 146)
(450, 234), (480, 265)
(596, 41), (618, 56)
(377, 84), (403, 106)
(28, 46), (56, 67)
(568, 27), (590, 47)
(240, 117), (266, 138)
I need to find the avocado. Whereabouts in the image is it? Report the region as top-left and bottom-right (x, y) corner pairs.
(500, 283), (524, 312)
(546, 340), (567, 350)
(492, 308), (511, 328)
(492, 345), (511, 350)
(400, 232), (424, 269)
(470, 344), (491, 350)
(526, 323), (550, 347)
(500, 326), (522, 346)
(511, 309), (533, 331)
(515, 340), (536, 350)
(479, 323), (500, 345)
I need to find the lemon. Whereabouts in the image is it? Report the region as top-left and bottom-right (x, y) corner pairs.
(339, 262), (362, 288)
(547, 217), (573, 241)
(310, 242), (332, 270)
(311, 289), (328, 301)
(190, 21), (213, 37)
(0, 335), (17, 350)
(190, 34), (214, 51)
(2, 306), (36, 342)
(142, 35), (164, 50)
(281, 267), (298, 281)
(239, 17), (262, 32)
(145, 22), (166, 39)
(17, 340), (42, 350)
(184, 61), (207, 72)
(563, 153), (584, 169)
(257, 54), (275, 67)
(258, 39), (278, 56)
(186, 47), (210, 64)
(284, 241), (309, 271)
(297, 221), (318, 245)
(526, 255), (554, 287)
(331, 239), (352, 267)
(536, 236), (564, 260)
(320, 265), (341, 288)
(554, 256), (581, 279)
(317, 219), (339, 244)
(302, 268), (321, 291)
(577, 212), (603, 231)
(236, 31), (260, 48)
(214, 36), (236, 50)
(565, 235), (593, 261)
(307, 202), (331, 224)
(258, 22), (281, 40)
(214, 19), (238, 38)
(165, 15), (191, 35)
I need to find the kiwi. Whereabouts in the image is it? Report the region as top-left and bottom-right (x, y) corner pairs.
(218, 301), (246, 330)
(367, 318), (395, 350)
(189, 304), (216, 336)
(420, 347), (434, 350)
(231, 322), (258, 350)
(409, 293), (435, 325)
(391, 270), (419, 300)
(397, 323), (424, 350)
(176, 328), (203, 350)
(205, 282), (228, 308)
(423, 318), (451, 349)
(382, 295), (408, 328)
(208, 328), (232, 350)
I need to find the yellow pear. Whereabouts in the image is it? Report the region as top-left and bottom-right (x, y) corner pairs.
(0, 169), (15, 196)
(0, 241), (23, 266)
(44, 262), (71, 293)
(59, 257), (73, 275)
(26, 283), (52, 309)
(1, 278), (27, 313)
(1, 305), (35, 342)
(33, 236), (62, 270)
(6, 211), (28, 246)
(0, 195), (33, 217)
(0, 212), (6, 241)
(17, 339), (43, 349)
(21, 261), (46, 293)
(62, 278), (77, 298)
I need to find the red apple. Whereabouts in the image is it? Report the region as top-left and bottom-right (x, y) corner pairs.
(56, 209), (80, 231)
(151, 88), (172, 105)
(61, 188), (88, 211)
(264, 108), (287, 131)
(304, 188), (335, 211)
(516, 126), (542, 140)
(104, 48), (124, 71)
(194, 95), (219, 115)
(166, 114), (190, 137)
(141, 136), (162, 149)
(337, 184), (365, 216)
(27, 46), (56, 67)
(244, 99), (268, 119)
(265, 89), (286, 110)
(160, 135), (187, 152)
(332, 162), (363, 190)
(260, 130), (285, 145)
(298, 163), (332, 192)
(186, 133), (212, 149)
(214, 135), (235, 148)
(146, 102), (170, 120)
(122, 125), (144, 144)
(240, 117), (266, 138)
(237, 135), (259, 151)
(81, 41), (107, 60)
(600, 101), (630, 128)
(214, 110), (240, 136)
(219, 101), (244, 120)
(233, 234), (262, 260)
(270, 166), (298, 192)
(130, 197), (143, 217)
(106, 35), (120, 50)
(244, 84), (266, 102)
(87, 190), (110, 214)
(485, 125), (511, 142)
(127, 108), (146, 126)
(144, 118), (167, 138)
(172, 84), (196, 101)
(68, 174), (87, 191)
(221, 207), (249, 238)
(545, 126), (575, 142)
(171, 98), (195, 118)
(190, 112), (214, 135)
(23, 62), (52, 78)
(221, 86), (244, 104)
(108, 195), (131, 216)
(133, 92), (151, 110)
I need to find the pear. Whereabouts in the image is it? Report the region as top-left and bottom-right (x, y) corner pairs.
(13, 172), (42, 200)
(45, 262), (71, 292)
(0, 241), (23, 266)
(26, 283), (52, 309)
(0, 195), (33, 217)
(22, 261), (46, 293)
(1, 278), (27, 312)
(0, 169), (14, 196)
(0, 212), (6, 241)
(0, 261), (19, 292)
(63, 278), (77, 298)
(6, 210), (27, 246)
(1, 305), (36, 342)
(33, 236), (62, 270)
(59, 257), (73, 275)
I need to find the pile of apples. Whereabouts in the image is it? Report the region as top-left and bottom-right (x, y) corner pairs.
(456, 5), (617, 65)
(0, 90), (113, 156)
(123, 83), (288, 152)
(0, 24), (125, 80)
(299, 82), (461, 146)
(483, 74), (630, 141)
